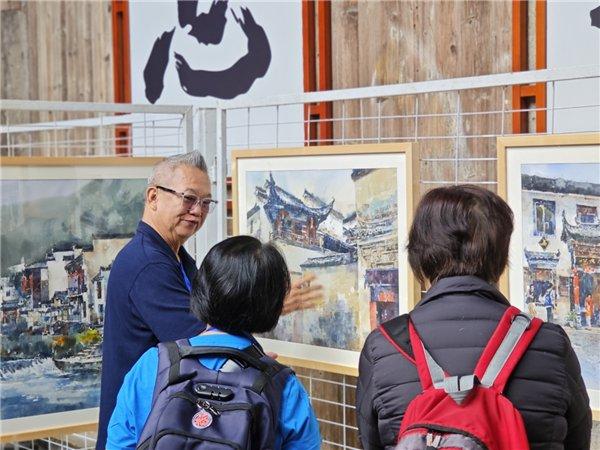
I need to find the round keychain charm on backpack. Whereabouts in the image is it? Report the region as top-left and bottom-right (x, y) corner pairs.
(191, 408), (213, 430)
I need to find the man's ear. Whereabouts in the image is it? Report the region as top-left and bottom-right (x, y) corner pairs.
(146, 186), (158, 211)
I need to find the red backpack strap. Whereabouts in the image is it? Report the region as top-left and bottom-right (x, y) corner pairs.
(408, 320), (447, 390)
(378, 314), (415, 365)
(474, 306), (543, 393)
(380, 315), (446, 390)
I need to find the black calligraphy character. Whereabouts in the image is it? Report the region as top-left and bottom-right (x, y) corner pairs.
(143, 1), (271, 103)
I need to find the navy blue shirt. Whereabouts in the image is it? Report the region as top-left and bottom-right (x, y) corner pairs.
(96, 221), (205, 450)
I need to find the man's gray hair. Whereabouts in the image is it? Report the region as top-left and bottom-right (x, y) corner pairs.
(148, 151), (208, 185)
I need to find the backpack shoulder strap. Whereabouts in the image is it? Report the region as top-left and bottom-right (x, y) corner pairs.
(474, 306), (543, 393)
(152, 340), (185, 404)
(249, 345), (294, 393)
(256, 355), (293, 436)
(380, 314), (445, 390)
(378, 314), (415, 365)
(239, 335), (295, 380)
(408, 319), (448, 390)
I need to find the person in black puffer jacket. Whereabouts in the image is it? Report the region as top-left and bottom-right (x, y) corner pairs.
(356, 185), (592, 450)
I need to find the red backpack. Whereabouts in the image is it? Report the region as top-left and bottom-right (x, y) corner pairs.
(379, 306), (543, 450)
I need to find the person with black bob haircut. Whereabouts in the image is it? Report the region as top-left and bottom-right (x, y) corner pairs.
(191, 235), (290, 334)
(106, 235), (321, 449)
(356, 185), (591, 450)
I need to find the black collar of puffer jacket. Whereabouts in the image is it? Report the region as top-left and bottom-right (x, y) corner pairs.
(416, 275), (511, 308)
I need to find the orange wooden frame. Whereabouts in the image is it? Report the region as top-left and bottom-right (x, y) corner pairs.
(302, 0), (332, 145)
(512, 0), (547, 133)
(112, 0), (132, 154)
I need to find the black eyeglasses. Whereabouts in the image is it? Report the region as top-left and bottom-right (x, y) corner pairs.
(155, 185), (218, 213)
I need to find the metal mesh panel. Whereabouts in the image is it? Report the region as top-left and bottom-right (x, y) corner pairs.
(0, 101), (195, 157)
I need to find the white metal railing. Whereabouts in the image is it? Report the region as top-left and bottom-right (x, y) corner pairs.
(222, 65), (599, 108)
(223, 66), (599, 150)
(0, 100), (195, 156)
(220, 65), (600, 159)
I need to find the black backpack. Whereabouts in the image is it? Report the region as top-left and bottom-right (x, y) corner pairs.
(136, 338), (293, 450)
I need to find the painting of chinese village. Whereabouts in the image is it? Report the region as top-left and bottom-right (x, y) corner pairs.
(0, 177), (146, 422)
(519, 163), (600, 392)
(245, 168), (400, 352)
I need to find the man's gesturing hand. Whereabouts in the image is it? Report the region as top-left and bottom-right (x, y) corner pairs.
(282, 273), (323, 315)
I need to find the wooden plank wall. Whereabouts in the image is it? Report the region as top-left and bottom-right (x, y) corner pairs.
(331, 1), (513, 199)
(1, 0), (114, 156)
(322, 2), (513, 447)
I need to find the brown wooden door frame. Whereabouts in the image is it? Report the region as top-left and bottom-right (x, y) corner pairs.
(512, 0), (547, 133)
(112, 0), (132, 154)
(302, 0), (333, 145)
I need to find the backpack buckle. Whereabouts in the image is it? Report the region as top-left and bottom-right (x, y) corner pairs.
(511, 313), (532, 330)
(443, 374), (479, 405)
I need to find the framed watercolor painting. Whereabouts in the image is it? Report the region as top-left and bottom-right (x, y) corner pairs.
(232, 143), (419, 375)
(497, 133), (600, 417)
(0, 157), (161, 441)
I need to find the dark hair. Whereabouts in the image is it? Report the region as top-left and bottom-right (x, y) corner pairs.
(190, 235), (290, 334)
(407, 185), (514, 284)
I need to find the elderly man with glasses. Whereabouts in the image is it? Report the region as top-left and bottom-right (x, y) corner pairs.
(96, 152), (322, 450)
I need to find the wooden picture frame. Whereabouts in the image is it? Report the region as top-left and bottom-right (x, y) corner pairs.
(497, 133), (600, 419)
(231, 143), (419, 375)
(0, 157), (161, 442)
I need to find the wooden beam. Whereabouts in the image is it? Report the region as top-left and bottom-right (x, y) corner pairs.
(535, 0), (547, 132)
(302, 0), (316, 93)
(111, 0), (131, 154)
(302, 0), (333, 145)
(302, 0), (316, 143)
(512, 0), (547, 133)
(111, 0), (131, 103)
(520, 84), (537, 97)
(316, 0), (332, 143)
(512, 0), (528, 133)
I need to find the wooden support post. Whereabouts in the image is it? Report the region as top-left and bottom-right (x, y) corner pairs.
(512, 0), (546, 134)
(112, 0), (132, 154)
(302, 0), (332, 145)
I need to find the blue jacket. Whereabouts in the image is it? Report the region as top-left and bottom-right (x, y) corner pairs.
(97, 221), (205, 449)
(106, 333), (321, 449)
(544, 290), (555, 308)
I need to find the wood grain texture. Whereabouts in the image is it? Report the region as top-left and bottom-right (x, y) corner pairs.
(331, 1), (359, 142)
(1, 0), (114, 156)
(331, 0), (513, 193)
(0, 421), (98, 444)
(1, 1), (113, 103)
(0, 156), (163, 167)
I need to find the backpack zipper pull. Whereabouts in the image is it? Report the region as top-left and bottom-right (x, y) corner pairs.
(198, 399), (221, 416)
(425, 432), (442, 449)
